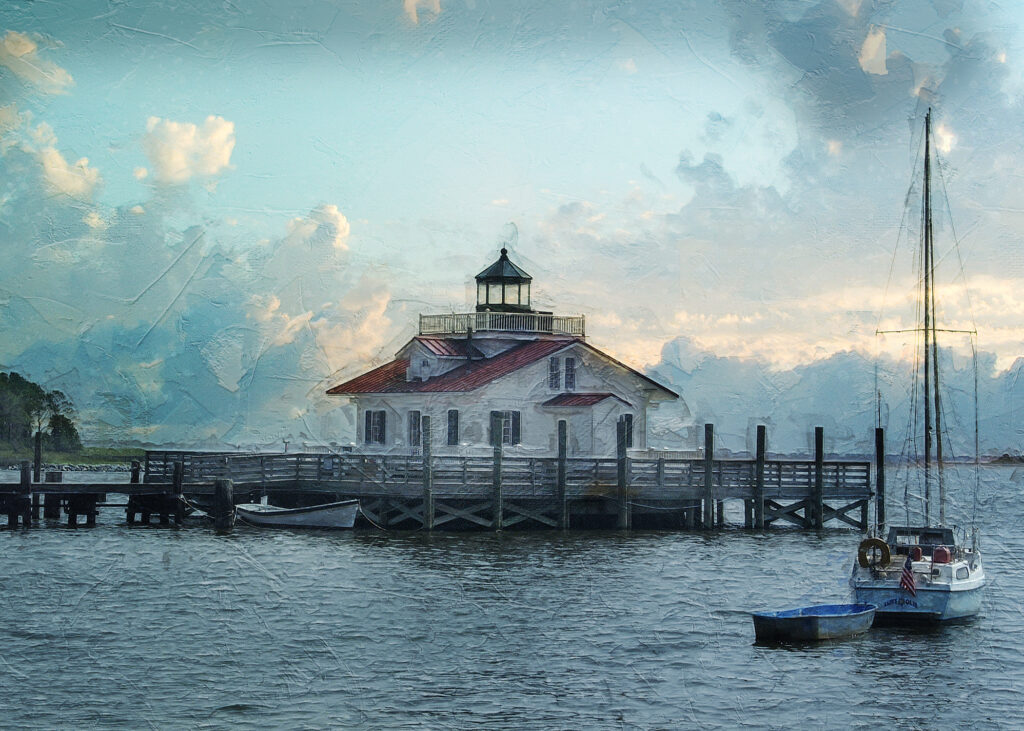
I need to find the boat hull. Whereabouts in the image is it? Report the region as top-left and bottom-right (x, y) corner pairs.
(235, 500), (359, 529)
(752, 604), (876, 643)
(853, 583), (983, 623)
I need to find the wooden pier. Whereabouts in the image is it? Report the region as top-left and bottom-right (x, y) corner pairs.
(1, 422), (879, 532)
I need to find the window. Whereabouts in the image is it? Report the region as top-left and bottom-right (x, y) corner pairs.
(488, 282), (503, 304)
(447, 409), (459, 446)
(549, 357), (560, 389)
(623, 414), (634, 449)
(490, 410), (521, 446)
(956, 567), (969, 580)
(408, 410), (421, 447)
(564, 357), (576, 391)
(364, 410), (386, 445)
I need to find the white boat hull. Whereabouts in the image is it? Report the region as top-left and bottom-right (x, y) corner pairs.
(235, 500), (359, 529)
(853, 583), (983, 622)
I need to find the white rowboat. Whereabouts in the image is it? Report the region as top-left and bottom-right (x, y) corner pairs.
(235, 500), (359, 529)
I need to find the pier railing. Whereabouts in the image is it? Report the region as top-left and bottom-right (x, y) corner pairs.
(418, 312), (586, 337)
(143, 450), (870, 501)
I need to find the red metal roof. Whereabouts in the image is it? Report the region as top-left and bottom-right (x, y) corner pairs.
(542, 393), (626, 407)
(326, 358), (410, 395)
(327, 338), (577, 395)
(413, 337), (474, 357)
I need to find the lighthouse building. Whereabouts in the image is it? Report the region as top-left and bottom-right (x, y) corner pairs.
(327, 249), (679, 457)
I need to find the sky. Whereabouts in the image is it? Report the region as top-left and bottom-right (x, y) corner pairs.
(0, 0), (1022, 452)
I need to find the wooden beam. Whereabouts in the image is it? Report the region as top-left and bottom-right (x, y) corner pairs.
(557, 420), (568, 529)
(703, 424), (714, 529)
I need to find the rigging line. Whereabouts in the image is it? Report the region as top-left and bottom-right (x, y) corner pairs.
(934, 151), (981, 336)
(877, 328), (977, 334)
(876, 126), (925, 335)
(971, 334), (981, 531)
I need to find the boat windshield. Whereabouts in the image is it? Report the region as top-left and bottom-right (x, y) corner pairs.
(886, 526), (955, 554)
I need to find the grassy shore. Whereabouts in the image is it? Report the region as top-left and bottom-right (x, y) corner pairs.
(0, 445), (146, 465)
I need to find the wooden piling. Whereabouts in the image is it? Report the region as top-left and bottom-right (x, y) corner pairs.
(33, 431), (42, 483)
(616, 417), (630, 530)
(422, 415), (434, 530)
(754, 425), (766, 529)
(813, 426), (824, 529)
(557, 420), (568, 529)
(213, 479), (235, 532)
(131, 461), (141, 484)
(875, 427), (885, 532)
(491, 413), (503, 531)
(44, 471), (62, 519)
(703, 424), (714, 529)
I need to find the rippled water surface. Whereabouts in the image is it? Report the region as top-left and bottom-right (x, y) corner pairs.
(2, 466), (1021, 728)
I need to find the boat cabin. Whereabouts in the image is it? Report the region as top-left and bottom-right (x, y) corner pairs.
(885, 526), (956, 556)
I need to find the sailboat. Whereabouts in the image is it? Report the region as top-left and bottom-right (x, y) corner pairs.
(850, 109), (986, 623)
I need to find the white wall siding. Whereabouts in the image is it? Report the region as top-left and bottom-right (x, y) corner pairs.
(345, 342), (667, 457)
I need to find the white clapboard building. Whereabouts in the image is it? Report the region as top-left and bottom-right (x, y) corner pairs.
(327, 248), (679, 457)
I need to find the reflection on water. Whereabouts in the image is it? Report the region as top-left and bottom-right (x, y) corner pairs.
(0, 466), (1019, 728)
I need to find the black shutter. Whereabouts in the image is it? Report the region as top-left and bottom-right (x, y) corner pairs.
(511, 411), (521, 445)
(448, 410), (459, 446)
(490, 410), (501, 446)
(379, 410), (386, 444)
(364, 410), (372, 444)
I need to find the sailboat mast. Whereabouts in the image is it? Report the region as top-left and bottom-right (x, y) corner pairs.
(922, 109), (933, 525)
(928, 114), (946, 526)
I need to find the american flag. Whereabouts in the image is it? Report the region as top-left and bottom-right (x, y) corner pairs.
(900, 555), (917, 596)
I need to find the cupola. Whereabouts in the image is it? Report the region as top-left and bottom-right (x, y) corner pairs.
(475, 248), (533, 313)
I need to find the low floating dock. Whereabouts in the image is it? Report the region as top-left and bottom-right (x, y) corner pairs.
(1, 424), (883, 532)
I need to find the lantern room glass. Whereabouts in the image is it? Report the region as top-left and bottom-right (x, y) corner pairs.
(503, 283), (520, 305)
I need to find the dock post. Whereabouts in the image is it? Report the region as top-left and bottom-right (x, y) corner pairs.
(172, 461), (184, 525)
(557, 420), (568, 529)
(616, 417), (630, 530)
(43, 471), (62, 520)
(813, 426), (824, 529)
(421, 415), (434, 530)
(126, 461), (141, 524)
(213, 478), (235, 532)
(754, 425), (766, 529)
(703, 424), (714, 529)
(33, 431), (42, 483)
(874, 427), (885, 533)
(491, 413), (503, 531)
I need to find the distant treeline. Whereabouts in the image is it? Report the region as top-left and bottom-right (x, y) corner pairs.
(0, 372), (82, 452)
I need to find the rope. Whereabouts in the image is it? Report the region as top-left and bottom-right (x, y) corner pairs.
(357, 503), (390, 532)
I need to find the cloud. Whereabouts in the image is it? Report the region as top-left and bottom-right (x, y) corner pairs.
(286, 204), (351, 251)
(0, 30), (73, 93)
(142, 115), (236, 184)
(37, 145), (101, 199)
(858, 26), (887, 75)
(404, 0), (441, 24)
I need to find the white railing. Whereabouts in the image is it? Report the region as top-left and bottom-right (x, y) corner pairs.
(419, 312), (586, 337)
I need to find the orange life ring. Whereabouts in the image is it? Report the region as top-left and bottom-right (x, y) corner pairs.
(858, 537), (891, 568)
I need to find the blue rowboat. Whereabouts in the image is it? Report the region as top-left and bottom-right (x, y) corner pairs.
(751, 603), (876, 643)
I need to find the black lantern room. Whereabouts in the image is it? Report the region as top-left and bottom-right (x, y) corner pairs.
(475, 248), (533, 313)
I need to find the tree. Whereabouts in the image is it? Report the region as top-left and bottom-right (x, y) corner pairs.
(47, 413), (82, 452)
(0, 373), (81, 451)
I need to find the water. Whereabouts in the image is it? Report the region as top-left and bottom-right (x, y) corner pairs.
(1, 467), (1021, 728)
